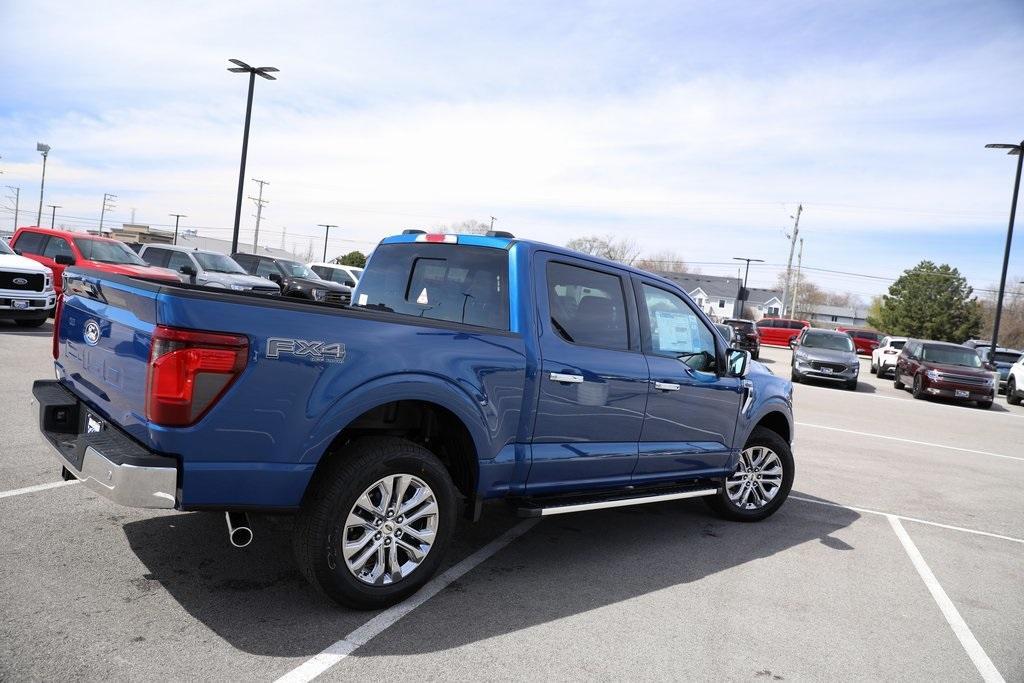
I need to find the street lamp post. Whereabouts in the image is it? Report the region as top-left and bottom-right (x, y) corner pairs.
(984, 140), (1023, 362)
(733, 257), (764, 318)
(227, 59), (278, 254)
(47, 204), (61, 228)
(35, 143), (50, 225)
(318, 224), (337, 262)
(169, 213), (187, 245)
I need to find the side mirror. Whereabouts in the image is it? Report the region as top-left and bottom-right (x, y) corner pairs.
(267, 272), (282, 284)
(54, 254), (75, 266)
(788, 338), (798, 349)
(179, 265), (197, 277)
(727, 348), (751, 378)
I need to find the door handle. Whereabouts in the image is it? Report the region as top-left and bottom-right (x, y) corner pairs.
(653, 381), (680, 391)
(549, 372), (584, 384)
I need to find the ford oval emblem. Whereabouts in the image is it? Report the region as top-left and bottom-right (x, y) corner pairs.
(12, 277), (28, 285)
(83, 320), (101, 346)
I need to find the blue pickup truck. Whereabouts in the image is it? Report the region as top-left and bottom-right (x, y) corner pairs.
(33, 232), (794, 608)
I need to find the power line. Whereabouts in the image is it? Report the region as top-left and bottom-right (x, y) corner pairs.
(249, 178), (269, 251)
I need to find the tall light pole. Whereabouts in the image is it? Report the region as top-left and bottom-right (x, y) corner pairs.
(169, 213), (187, 245)
(35, 143), (50, 225)
(227, 59), (278, 254)
(318, 224), (337, 262)
(984, 140), (1023, 361)
(47, 204), (61, 228)
(490, 216), (496, 231)
(733, 257), (764, 318)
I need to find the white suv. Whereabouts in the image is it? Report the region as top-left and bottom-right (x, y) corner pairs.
(871, 335), (907, 377)
(1007, 354), (1024, 406)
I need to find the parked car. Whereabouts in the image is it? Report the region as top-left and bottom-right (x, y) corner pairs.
(893, 340), (996, 409)
(789, 328), (860, 390)
(870, 335), (907, 377)
(973, 346), (1021, 394)
(1006, 353), (1024, 406)
(714, 323), (735, 345)
(758, 317), (809, 347)
(138, 244), (280, 295)
(10, 227), (179, 295)
(0, 238), (56, 327)
(232, 253), (351, 305)
(723, 318), (760, 359)
(308, 262), (363, 288)
(33, 232), (795, 608)
(836, 327), (882, 356)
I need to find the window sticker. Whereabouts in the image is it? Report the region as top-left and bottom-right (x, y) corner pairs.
(654, 310), (696, 352)
(416, 288), (429, 305)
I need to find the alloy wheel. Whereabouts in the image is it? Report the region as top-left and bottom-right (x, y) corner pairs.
(725, 446), (784, 510)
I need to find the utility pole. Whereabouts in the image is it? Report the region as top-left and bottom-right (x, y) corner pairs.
(47, 204), (61, 228)
(790, 238), (804, 316)
(318, 224), (337, 262)
(35, 143), (50, 225)
(280, 227), (286, 251)
(4, 186), (19, 231)
(489, 216), (496, 231)
(169, 213), (187, 245)
(780, 204), (802, 317)
(130, 207), (137, 224)
(249, 178), (269, 250)
(100, 193), (117, 233)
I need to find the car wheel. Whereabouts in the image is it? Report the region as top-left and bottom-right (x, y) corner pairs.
(870, 359), (878, 374)
(14, 316), (48, 328)
(1008, 378), (1021, 406)
(911, 374), (925, 400)
(752, 349), (759, 361)
(893, 369), (905, 390)
(292, 436), (458, 609)
(790, 367), (801, 383)
(846, 379), (858, 391)
(706, 426), (794, 523)
(976, 400), (993, 410)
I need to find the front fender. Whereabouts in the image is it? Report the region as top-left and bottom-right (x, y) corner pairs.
(300, 372), (493, 467)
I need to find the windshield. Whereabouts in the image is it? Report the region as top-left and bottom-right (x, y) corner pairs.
(921, 345), (983, 368)
(889, 340), (906, 349)
(278, 260), (320, 279)
(194, 252), (246, 274)
(0, 240), (13, 255)
(802, 332), (855, 352)
(74, 238), (148, 265)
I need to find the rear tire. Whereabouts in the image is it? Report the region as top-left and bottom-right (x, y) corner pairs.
(893, 370), (905, 390)
(1008, 378), (1021, 406)
(14, 316), (47, 328)
(292, 436), (458, 609)
(706, 427), (794, 523)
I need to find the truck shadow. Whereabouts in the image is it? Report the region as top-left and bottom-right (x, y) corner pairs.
(0, 320), (53, 337)
(122, 491), (858, 658)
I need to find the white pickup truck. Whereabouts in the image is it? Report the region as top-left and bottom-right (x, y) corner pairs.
(0, 238), (55, 327)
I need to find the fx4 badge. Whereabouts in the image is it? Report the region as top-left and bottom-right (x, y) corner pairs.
(266, 337), (346, 363)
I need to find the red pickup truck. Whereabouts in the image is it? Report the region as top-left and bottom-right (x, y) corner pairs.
(10, 227), (179, 295)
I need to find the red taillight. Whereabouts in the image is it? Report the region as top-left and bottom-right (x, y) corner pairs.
(145, 325), (248, 426)
(52, 294), (64, 360)
(416, 233), (458, 243)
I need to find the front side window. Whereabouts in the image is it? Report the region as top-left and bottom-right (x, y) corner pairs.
(141, 248), (170, 267)
(255, 259), (279, 279)
(355, 243), (509, 330)
(166, 251), (194, 272)
(546, 262), (628, 349)
(642, 283), (716, 371)
(278, 260), (320, 279)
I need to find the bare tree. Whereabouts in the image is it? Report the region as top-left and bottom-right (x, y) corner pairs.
(433, 219), (490, 235)
(635, 250), (689, 274)
(565, 234), (641, 265)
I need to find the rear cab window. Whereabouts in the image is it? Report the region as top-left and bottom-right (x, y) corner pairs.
(356, 243), (509, 330)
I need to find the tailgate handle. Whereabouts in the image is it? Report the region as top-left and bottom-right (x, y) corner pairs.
(549, 372), (584, 384)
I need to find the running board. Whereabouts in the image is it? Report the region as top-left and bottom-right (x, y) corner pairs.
(516, 487), (719, 518)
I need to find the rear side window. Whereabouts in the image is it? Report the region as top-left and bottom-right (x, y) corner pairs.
(890, 340), (906, 349)
(760, 319), (775, 328)
(42, 237), (73, 259)
(356, 243), (509, 330)
(310, 265), (331, 279)
(13, 231), (47, 255)
(142, 248), (170, 267)
(787, 320), (805, 329)
(546, 261), (628, 349)
(256, 259), (279, 278)
(233, 254), (255, 271)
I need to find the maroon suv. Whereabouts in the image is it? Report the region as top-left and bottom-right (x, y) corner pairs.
(893, 339), (997, 409)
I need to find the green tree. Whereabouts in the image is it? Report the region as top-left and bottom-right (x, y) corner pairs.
(333, 251), (367, 268)
(867, 261), (982, 342)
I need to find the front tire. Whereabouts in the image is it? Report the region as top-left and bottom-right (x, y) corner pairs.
(846, 379), (858, 391)
(911, 374), (925, 400)
(1008, 378), (1021, 406)
(14, 316), (47, 327)
(894, 369), (905, 390)
(706, 427), (794, 522)
(976, 400), (993, 410)
(292, 436), (458, 609)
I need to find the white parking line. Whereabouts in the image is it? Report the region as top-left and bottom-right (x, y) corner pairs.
(791, 496), (1024, 545)
(888, 516), (1005, 683)
(795, 422), (1024, 462)
(275, 518), (541, 683)
(0, 479), (78, 500)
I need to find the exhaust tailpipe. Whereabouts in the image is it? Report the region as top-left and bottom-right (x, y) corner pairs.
(225, 511), (253, 548)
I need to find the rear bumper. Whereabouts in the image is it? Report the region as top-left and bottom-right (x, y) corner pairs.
(31, 380), (178, 509)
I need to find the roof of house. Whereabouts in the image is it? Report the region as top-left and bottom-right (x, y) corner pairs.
(800, 303), (867, 318)
(654, 272), (741, 299)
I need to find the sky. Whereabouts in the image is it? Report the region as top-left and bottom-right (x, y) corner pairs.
(1, 0), (1023, 300)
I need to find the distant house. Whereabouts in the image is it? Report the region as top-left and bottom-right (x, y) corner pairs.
(654, 272), (783, 321)
(797, 304), (869, 327)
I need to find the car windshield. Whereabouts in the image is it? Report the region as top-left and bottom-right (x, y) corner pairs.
(194, 252), (246, 274)
(802, 332), (855, 352)
(0, 240), (13, 255)
(278, 260), (320, 279)
(725, 320), (754, 332)
(74, 238), (147, 265)
(921, 345), (983, 368)
(981, 350), (1021, 365)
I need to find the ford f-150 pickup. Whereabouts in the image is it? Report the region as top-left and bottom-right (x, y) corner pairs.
(32, 232), (795, 608)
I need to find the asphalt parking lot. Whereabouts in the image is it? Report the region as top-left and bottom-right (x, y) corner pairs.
(2, 323), (1022, 681)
